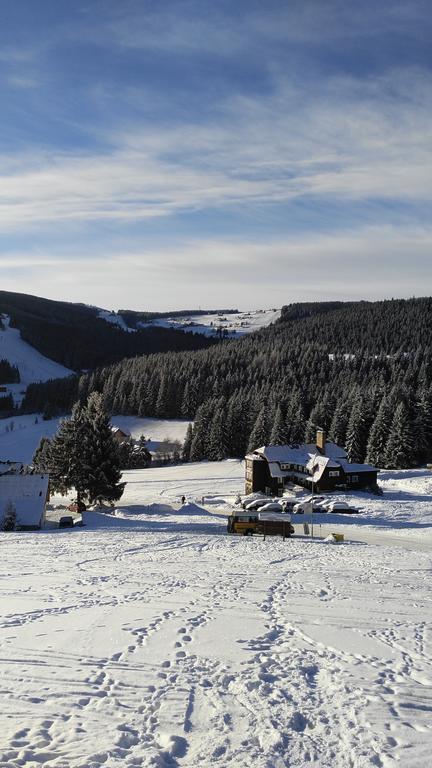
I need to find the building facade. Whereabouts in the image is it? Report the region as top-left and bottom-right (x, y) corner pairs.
(245, 429), (378, 495)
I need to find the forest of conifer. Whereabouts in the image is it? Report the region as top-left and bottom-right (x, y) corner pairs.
(22, 298), (432, 469)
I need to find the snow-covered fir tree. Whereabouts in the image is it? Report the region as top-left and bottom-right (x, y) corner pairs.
(385, 402), (416, 469)
(345, 397), (369, 463)
(81, 392), (125, 505)
(247, 406), (270, 452)
(366, 395), (394, 467)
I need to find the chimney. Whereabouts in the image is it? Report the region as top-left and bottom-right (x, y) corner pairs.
(316, 428), (326, 454)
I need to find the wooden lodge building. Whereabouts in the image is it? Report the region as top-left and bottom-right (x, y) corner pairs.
(245, 429), (378, 496)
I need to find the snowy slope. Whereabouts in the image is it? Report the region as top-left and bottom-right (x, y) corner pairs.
(0, 461), (432, 767)
(97, 308), (281, 337)
(0, 315), (73, 403)
(138, 308), (281, 337)
(0, 414), (190, 464)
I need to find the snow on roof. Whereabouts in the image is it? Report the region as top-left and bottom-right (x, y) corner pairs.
(111, 426), (131, 436)
(339, 461), (377, 473)
(258, 442), (344, 465)
(0, 473), (49, 527)
(267, 462), (286, 478)
(256, 443), (376, 477)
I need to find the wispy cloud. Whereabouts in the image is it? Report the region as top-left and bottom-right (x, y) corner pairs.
(0, 65), (430, 230)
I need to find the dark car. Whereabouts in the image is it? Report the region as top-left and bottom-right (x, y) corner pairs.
(59, 516), (74, 528)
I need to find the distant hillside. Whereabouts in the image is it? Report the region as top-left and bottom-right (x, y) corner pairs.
(0, 291), (218, 372)
(22, 297), (432, 469)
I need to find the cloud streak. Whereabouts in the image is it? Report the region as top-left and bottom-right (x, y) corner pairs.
(0, 67), (431, 231)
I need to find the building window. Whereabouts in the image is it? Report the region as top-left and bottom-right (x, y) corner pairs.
(329, 470), (340, 477)
(350, 475), (359, 483)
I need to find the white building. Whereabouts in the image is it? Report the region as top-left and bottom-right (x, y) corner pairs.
(0, 472), (49, 530)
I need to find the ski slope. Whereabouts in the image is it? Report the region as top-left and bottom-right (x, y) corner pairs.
(0, 316), (73, 403)
(1, 458), (432, 767)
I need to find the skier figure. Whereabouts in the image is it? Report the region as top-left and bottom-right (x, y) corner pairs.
(181, 495), (186, 505)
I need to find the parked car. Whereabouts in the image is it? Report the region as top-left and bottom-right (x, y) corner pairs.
(245, 498), (271, 511)
(293, 498), (326, 514)
(59, 516), (74, 528)
(259, 502), (284, 513)
(325, 501), (359, 514)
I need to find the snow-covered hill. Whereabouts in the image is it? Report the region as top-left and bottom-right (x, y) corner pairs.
(0, 458), (431, 766)
(98, 308), (281, 337)
(137, 308), (281, 337)
(0, 315), (73, 403)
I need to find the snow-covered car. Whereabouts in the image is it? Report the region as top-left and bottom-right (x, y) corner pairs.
(325, 501), (359, 514)
(301, 495), (326, 505)
(258, 502), (284, 513)
(293, 498), (325, 514)
(245, 498), (271, 511)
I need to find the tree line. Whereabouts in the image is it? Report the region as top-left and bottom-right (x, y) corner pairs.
(23, 298), (432, 469)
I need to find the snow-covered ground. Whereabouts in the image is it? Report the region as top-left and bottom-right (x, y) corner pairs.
(0, 414), (190, 464)
(98, 308), (281, 338)
(1, 457), (432, 767)
(0, 316), (73, 404)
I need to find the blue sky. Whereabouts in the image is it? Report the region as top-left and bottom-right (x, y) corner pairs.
(0, 0), (431, 310)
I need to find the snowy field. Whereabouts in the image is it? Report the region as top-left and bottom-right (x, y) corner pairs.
(99, 309), (281, 338)
(0, 415), (190, 464)
(1, 458), (432, 767)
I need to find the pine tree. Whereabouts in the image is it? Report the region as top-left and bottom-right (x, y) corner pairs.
(385, 402), (416, 468)
(208, 408), (230, 461)
(328, 400), (350, 447)
(82, 392), (125, 505)
(414, 387), (432, 463)
(247, 406), (270, 452)
(49, 395), (124, 505)
(189, 402), (213, 461)
(345, 397), (368, 463)
(49, 403), (88, 500)
(366, 396), (394, 467)
(182, 422), (194, 461)
(32, 436), (53, 473)
(269, 406), (289, 445)
(286, 392), (306, 443)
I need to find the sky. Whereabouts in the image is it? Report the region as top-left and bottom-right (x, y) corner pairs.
(0, 0), (431, 311)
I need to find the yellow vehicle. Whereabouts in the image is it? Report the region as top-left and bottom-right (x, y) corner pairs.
(227, 513), (260, 536)
(227, 513), (294, 538)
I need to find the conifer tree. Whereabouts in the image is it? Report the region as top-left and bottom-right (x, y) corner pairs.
(270, 405), (289, 445)
(32, 436), (53, 473)
(414, 387), (432, 463)
(182, 423), (194, 461)
(49, 395), (124, 505)
(366, 396), (394, 467)
(81, 392), (125, 505)
(385, 402), (416, 468)
(345, 397), (368, 463)
(208, 408), (230, 461)
(49, 402), (88, 500)
(247, 406), (270, 452)
(328, 401), (350, 447)
(189, 402), (213, 461)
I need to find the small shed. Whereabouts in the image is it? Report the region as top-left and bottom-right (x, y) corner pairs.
(0, 473), (49, 530)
